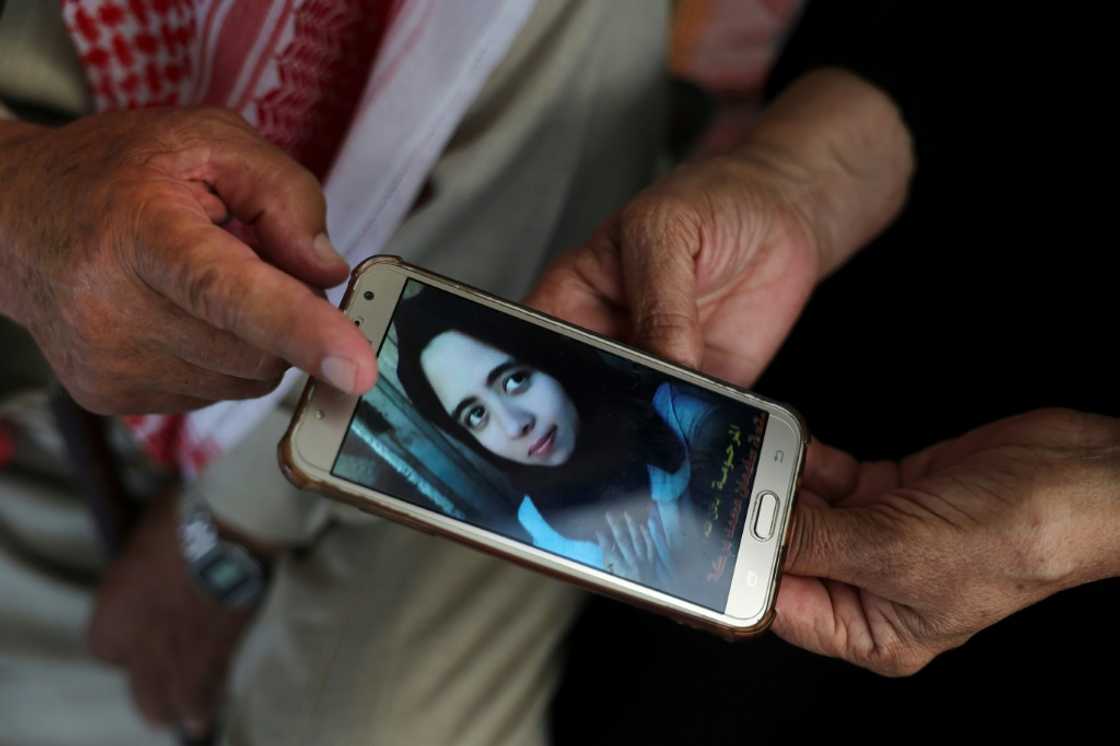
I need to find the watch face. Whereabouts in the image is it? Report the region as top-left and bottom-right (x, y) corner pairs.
(181, 513), (219, 562)
(180, 495), (266, 607)
(202, 557), (245, 592)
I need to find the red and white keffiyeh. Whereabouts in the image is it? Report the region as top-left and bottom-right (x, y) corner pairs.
(62, 0), (537, 475)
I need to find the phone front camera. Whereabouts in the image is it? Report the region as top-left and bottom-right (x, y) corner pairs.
(363, 290), (375, 301)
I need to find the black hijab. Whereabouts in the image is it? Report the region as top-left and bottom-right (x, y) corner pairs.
(394, 286), (684, 540)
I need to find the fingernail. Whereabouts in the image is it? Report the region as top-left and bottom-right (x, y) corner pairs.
(313, 233), (347, 269)
(321, 356), (357, 393)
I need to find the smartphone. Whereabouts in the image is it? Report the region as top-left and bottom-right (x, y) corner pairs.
(280, 256), (807, 639)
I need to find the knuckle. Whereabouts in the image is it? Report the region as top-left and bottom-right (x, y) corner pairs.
(192, 106), (250, 132)
(620, 195), (703, 252)
(858, 628), (925, 677)
(635, 306), (694, 341)
(291, 162), (324, 196)
(267, 162), (325, 215)
(138, 107), (252, 173)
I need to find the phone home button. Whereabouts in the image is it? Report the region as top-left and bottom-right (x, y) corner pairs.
(753, 491), (779, 541)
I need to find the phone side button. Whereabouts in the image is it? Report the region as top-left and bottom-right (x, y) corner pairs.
(752, 491), (778, 541)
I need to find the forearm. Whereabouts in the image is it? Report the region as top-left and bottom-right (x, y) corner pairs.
(1017, 410), (1120, 592)
(734, 67), (914, 278)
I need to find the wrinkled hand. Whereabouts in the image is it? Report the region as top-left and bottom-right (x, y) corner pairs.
(526, 70), (914, 388)
(776, 409), (1120, 676)
(88, 491), (257, 737)
(526, 150), (820, 387)
(0, 108), (375, 414)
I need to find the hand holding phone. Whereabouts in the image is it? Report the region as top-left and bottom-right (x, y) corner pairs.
(281, 257), (806, 638)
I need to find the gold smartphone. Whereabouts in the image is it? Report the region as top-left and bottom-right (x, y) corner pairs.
(279, 256), (806, 639)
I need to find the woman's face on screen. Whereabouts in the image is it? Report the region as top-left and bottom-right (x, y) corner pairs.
(421, 331), (579, 466)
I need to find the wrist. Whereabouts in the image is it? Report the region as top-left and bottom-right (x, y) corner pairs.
(1032, 417), (1120, 591)
(179, 486), (277, 608)
(733, 68), (915, 279)
(1079, 439), (1120, 584)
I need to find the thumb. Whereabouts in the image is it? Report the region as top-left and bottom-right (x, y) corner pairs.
(782, 498), (892, 589)
(617, 209), (704, 368)
(137, 212), (377, 395)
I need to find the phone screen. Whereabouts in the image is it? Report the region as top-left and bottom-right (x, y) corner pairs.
(331, 279), (768, 611)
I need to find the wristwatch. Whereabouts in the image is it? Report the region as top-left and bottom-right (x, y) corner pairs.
(178, 486), (270, 608)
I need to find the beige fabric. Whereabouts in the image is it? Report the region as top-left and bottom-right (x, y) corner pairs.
(197, 387), (333, 547)
(0, 1), (670, 744)
(0, 0), (93, 116)
(223, 520), (584, 746)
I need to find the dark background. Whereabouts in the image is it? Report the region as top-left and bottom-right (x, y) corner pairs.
(554, 3), (1117, 741)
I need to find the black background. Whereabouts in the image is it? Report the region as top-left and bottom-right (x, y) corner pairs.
(553, 3), (1118, 741)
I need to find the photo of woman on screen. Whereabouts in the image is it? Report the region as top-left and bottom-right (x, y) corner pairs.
(393, 287), (758, 605)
